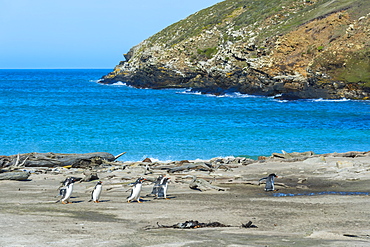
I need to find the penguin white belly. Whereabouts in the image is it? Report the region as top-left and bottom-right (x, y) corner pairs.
(62, 184), (73, 203)
(92, 185), (102, 202)
(127, 184), (142, 202)
(163, 184), (168, 198)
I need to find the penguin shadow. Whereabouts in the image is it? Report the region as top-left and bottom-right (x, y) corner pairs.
(126, 198), (151, 203)
(70, 200), (84, 204)
(153, 195), (176, 200)
(96, 199), (110, 203)
(139, 198), (152, 203)
(66, 196), (84, 204)
(87, 199), (111, 203)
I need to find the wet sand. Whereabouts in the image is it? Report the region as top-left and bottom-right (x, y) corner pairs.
(1, 154), (370, 246)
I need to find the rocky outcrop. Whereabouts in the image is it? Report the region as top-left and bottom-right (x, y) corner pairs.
(100, 0), (370, 100)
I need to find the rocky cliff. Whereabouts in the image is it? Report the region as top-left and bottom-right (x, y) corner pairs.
(100, 0), (370, 100)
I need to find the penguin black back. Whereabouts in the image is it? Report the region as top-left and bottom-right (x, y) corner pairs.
(259, 174), (278, 191)
(150, 175), (165, 195)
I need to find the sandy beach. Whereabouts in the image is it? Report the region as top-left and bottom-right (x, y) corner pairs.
(1, 152), (370, 246)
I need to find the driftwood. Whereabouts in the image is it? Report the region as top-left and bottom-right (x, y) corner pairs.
(0, 152), (121, 168)
(81, 171), (99, 182)
(0, 171), (30, 181)
(184, 175), (229, 191)
(168, 163), (212, 173)
(271, 151), (315, 160)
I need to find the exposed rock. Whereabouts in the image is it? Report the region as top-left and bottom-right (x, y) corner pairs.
(100, 0), (370, 100)
(142, 158), (152, 163)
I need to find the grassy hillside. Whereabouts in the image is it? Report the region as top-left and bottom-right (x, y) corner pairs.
(148, 0), (370, 46)
(103, 0), (370, 99)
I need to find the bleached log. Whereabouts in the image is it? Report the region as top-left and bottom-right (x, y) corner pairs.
(114, 152), (126, 160)
(168, 163), (212, 173)
(183, 175), (228, 191)
(0, 171), (30, 181)
(0, 152), (117, 168)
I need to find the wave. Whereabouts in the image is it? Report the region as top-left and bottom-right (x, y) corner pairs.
(272, 96), (354, 103)
(89, 79), (103, 83)
(310, 98), (352, 102)
(110, 81), (127, 86)
(177, 89), (260, 98)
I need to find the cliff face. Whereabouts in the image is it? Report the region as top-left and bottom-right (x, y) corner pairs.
(101, 0), (370, 100)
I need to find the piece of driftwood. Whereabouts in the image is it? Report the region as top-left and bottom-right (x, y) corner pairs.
(0, 171), (30, 181)
(81, 171), (99, 182)
(271, 150), (315, 160)
(184, 175), (229, 191)
(0, 152), (120, 168)
(168, 163), (212, 173)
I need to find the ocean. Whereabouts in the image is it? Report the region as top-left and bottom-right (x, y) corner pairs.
(1, 69), (369, 162)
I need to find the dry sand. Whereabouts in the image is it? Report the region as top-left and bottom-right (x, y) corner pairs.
(1, 154), (370, 246)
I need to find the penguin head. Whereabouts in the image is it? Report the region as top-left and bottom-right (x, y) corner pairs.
(97, 181), (102, 185)
(136, 177), (146, 183)
(269, 174), (278, 178)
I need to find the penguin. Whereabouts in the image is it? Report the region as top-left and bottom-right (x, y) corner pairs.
(156, 177), (170, 199)
(56, 177), (70, 198)
(127, 177), (146, 203)
(56, 177), (75, 204)
(259, 174), (278, 191)
(149, 175), (165, 196)
(89, 181), (103, 203)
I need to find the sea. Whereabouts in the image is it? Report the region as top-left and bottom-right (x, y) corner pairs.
(1, 69), (369, 162)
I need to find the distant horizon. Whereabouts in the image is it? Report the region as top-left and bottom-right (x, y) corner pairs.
(1, 0), (222, 69)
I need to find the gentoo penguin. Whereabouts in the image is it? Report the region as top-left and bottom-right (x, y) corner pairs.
(56, 177), (75, 204)
(259, 174), (278, 191)
(149, 175), (165, 196)
(57, 177), (70, 198)
(89, 181), (103, 203)
(156, 177), (170, 199)
(127, 177), (146, 203)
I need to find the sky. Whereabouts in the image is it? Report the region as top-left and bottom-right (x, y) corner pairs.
(0, 0), (222, 69)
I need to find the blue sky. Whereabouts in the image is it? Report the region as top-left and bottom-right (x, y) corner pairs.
(0, 0), (222, 69)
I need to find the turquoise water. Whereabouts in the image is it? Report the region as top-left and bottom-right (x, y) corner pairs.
(1, 69), (369, 161)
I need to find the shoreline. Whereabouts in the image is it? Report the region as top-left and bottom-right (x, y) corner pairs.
(1, 150), (370, 246)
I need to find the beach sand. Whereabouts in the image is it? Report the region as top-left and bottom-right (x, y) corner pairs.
(1, 154), (370, 246)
